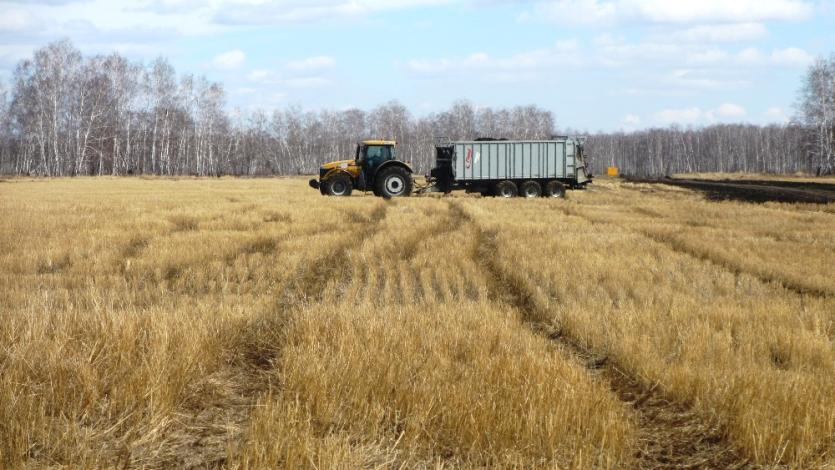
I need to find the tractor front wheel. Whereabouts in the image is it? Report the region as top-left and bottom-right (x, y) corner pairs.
(324, 174), (353, 196)
(375, 167), (413, 198)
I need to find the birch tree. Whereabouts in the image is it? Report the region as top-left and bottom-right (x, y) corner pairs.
(798, 55), (835, 174)
(0, 39), (826, 178)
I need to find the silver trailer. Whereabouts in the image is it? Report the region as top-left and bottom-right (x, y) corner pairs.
(428, 137), (591, 197)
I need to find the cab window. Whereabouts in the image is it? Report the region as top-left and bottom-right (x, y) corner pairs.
(364, 145), (391, 165)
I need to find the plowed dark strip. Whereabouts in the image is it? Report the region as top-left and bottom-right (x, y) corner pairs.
(715, 179), (835, 192)
(627, 177), (835, 204)
(450, 201), (748, 469)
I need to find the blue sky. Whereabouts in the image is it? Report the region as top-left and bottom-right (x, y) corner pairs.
(1, 0), (833, 131)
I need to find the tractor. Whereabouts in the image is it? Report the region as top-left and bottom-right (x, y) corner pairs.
(309, 140), (414, 198)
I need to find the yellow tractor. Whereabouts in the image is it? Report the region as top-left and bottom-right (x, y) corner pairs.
(309, 140), (414, 197)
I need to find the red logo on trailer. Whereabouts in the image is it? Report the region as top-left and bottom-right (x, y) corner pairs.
(465, 148), (473, 169)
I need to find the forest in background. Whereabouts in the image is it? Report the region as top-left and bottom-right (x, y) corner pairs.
(0, 39), (833, 178)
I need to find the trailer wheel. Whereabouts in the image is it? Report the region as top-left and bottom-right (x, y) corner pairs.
(544, 180), (566, 198)
(375, 166), (413, 198)
(324, 174), (353, 196)
(520, 181), (542, 198)
(494, 180), (518, 198)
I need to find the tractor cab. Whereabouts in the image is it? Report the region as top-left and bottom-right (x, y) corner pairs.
(309, 140), (414, 197)
(357, 141), (395, 169)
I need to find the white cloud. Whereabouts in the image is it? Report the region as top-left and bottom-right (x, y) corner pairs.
(672, 22), (768, 43)
(408, 40), (581, 77)
(737, 47), (766, 65)
(595, 36), (684, 66)
(528, 0), (813, 25)
(654, 102), (747, 125)
(624, 0), (812, 23)
(622, 114), (642, 128)
(0, 9), (35, 32)
(0, 44), (38, 67)
(715, 102), (746, 117)
(521, 0), (617, 24)
(666, 69), (750, 89)
(595, 38), (744, 69)
(770, 47), (814, 66)
(287, 56), (335, 71)
(764, 106), (790, 123)
(732, 47), (814, 67)
(596, 34), (815, 70)
(0, 0), (453, 41)
(246, 69), (274, 83)
(140, 0), (208, 14)
(214, 0), (453, 25)
(247, 69), (331, 88)
(655, 107), (709, 124)
(284, 77), (332, 88)
(211, 49), (245, 70)
(686, 49), (729, 65)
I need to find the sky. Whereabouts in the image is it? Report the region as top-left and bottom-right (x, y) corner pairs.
(0, 0), (833, 132)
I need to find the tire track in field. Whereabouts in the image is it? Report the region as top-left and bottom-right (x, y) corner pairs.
(449, 200), (748, 470)
(166, 203), (392, 469)
(119, 213), (333, 301)
(281, 202), (389, 306)
(555, 203), (833, 298)
(181, 200), (474, 467)
(363, 200), (466, 305)
(638, 230), (833, 298)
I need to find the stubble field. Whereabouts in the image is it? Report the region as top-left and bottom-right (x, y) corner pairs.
(1, 176), (834, 468)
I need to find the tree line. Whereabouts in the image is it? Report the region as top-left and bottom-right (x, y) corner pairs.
(0, 39), (832, 177)
(586, 124), (810, 176)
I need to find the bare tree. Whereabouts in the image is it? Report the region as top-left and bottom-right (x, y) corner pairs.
(0, 39), (826, 179)
(585, 124), (809, 177)
(798, 54), (835, 174)
(102, 53), (140, 175)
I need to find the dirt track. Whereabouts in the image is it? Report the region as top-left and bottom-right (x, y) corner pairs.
(628, 177), (835, 204)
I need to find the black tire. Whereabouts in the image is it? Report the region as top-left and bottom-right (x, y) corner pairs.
(324, 174), (353, 196)
(494, 180), (518, 198)
(519, 180), (542, 198)
(544, 180), (566, 198)
(375, 166), (413, 198)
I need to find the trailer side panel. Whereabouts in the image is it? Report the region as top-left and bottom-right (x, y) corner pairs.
(453, 139), (578, 182)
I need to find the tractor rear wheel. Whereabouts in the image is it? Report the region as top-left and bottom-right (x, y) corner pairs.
(494, 180), (518, 198)
(324, 174), (353, 196)
(520, 180), (542, 198)
(375, 166), (413, 198)
(544, 180), (566, 198)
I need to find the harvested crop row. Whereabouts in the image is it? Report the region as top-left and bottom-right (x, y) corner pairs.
(462, 193), (835, 467)
(0, 179), (382, 467)
(234, 197), (637, 468)
(582, 180), (835, 296)
(4, 177), (832, 468)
